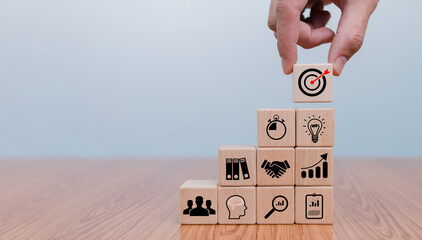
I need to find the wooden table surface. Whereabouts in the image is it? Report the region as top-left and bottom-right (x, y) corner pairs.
(0, 158), (421, 240)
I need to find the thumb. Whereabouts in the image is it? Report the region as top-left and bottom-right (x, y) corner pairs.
(328, 2), (376, 75)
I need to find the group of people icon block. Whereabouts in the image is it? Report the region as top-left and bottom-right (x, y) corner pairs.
(183, 196), (215, 216)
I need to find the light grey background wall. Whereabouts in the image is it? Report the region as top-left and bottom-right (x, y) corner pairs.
(0, 0), (421, 158)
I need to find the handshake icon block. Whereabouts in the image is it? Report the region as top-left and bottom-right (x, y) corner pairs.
(261, 159), (290, 178)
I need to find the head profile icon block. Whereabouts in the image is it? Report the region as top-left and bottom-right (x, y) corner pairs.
(180, 180), (218, 224)
(226, 195), (247, 219)
(218, 186), (256, 224)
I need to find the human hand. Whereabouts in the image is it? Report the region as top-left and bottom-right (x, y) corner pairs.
(268, 0), (378, 75)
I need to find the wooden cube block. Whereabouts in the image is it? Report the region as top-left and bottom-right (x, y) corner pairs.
(295, 186), (333, 224)
(296, 108), (335, 147)
(257, 148), (295, 186)
(257, 109), (295, 148)
(256, 186), (294, 224)
(292, 63), (333, 103)
(295, 148), (333, 186)
(180, 180), (218, 224)
(218, 145), (256, 187)
(217, 186), (256, 224)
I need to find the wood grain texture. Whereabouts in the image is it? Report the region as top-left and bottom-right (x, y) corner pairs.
(0, 158), (421, 239)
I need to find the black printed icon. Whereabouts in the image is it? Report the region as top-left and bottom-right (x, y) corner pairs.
(206, 200), (216, 214)
(266, 115), (287, 140)
(301, 153), (328, 179)
(264, 195), (288, 219)
(303, 115), (326, 143)
(226, 158), (250, 181)
(183, 196), (215, 216)
(227, 195), (247, 219)
(261, 159), (290, 178)
(305, 193), (323, 219)
(298, 68), (329, 97)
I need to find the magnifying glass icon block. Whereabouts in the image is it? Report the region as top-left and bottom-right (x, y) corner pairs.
(264, 195), (288, 219)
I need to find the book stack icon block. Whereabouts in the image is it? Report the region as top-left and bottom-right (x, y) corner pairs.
(180, 64), (334, 225)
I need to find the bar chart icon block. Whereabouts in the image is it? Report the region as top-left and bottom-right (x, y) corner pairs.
(218, 145), (257, 186)
(295, 148), (333, 186)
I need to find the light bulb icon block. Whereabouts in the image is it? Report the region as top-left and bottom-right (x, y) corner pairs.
(295, 108), (334, 147)
(307, 117), (324, 143)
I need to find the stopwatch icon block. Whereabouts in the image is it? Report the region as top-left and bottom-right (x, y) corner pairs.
(257, 109), (295, 147)
(292, 64), (333, 103)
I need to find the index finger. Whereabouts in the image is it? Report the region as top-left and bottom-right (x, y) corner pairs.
(275, 0), (308, 74)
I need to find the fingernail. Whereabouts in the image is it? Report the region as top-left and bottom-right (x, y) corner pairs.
(334, 56), (347, 75)
(281, 58), (288, 75)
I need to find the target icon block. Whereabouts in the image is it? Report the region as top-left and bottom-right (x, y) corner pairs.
(292, 64), (333, 103)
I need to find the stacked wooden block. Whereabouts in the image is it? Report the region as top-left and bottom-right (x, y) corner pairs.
(181, 64), (334, 225)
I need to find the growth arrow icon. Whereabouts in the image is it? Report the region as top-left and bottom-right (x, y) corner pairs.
(301, 153), (328, 170)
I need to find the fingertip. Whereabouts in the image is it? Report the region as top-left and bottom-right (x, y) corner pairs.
(332, 56), (347, 76)
(282, 58), (293, 75)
